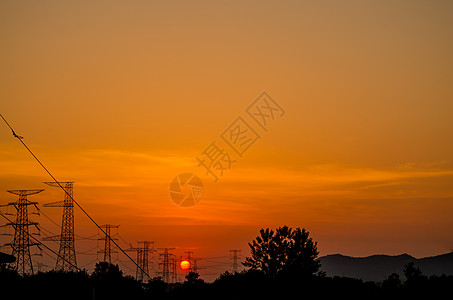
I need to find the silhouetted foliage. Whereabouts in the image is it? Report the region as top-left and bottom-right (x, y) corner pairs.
(144, 276), (167, 298)
(185, 270), (204, 285)
(382, 272), (401, 290)
(403, 262), (425, 283)
(92, 261), (123, 280)
(91, 262), (142, 300)
(243, 225), (321, 279)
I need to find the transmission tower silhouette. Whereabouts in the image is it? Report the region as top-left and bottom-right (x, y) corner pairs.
(98, 224), (119, 263)
(2, 189), (42, 275)
(229, 249), (241, 272)
(171, 256), (177, 282)
(158, 247), (175, 283)
(127, 241), (155, 281)
(43, 181), (77, 271)
(192, 257), (199, 272)
(184, 250), (194, 270)
(183, 250), (197, 274)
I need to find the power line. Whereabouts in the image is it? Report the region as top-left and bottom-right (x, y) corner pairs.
(39, 227), (61, 245)
(80, 258), (98, 268)
(36, 206), (61, 229)
(36, 207), (98, 240)
(75, 233), (98, 241)
(0, 114), (150, 278)
(118, 234), (132, 248)
(76, 245), (99, 255)
(40, 226), (59, 237)
(37, 205), (98, 241)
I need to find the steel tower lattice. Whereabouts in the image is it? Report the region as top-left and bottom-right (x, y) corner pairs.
(4, 189), (42, 275)
(43, 181), (77, 271)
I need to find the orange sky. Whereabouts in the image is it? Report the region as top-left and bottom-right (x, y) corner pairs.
(1, 1), (453, 280)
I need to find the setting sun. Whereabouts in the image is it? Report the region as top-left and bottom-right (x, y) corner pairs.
(180, 260), (191, 271)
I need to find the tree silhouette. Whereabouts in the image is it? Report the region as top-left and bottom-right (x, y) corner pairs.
(382, 272), (401, 290)
(91, 262), (123, 281)
(91, 262), (142, 300)
(403, 261), (427, 287)
(243, 226), (321, 279)
(185, 271), (204, 285)
(403, 262), (422, 281)
(144, 276), (167, 298)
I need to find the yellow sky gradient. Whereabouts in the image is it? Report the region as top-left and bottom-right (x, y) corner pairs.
(1, 1), (453, 279)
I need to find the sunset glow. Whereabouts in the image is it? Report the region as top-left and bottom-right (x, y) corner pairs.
(1, 0), (452, 283)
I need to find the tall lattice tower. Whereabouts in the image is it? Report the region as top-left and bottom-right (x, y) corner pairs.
(171, 256), (177, 282)
(229, 249), (241, 272)
(185, 250), (194, 264)
(43, 181), (77, 271)
(184, 250), (194, 273)
(98, 224), (119, 263)
(137, 241), (155, 281)
(158, 247), (175, 283)
(128, 241), (155, 281)
(4, 189), (43, 275)
(192, 257), (205, 273)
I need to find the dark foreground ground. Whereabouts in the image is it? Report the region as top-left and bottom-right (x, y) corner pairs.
(1, 266), (452, 300)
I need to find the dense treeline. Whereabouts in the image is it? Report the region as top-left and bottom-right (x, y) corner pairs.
(1, 226), (451, 299)
(1, 263), (452, 300)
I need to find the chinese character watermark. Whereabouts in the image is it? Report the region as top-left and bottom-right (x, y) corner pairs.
(169, 92), (285, 207)
(196, 141), (236, 183)
(247, 92), (285, 131)
(221, 117), (260, 157)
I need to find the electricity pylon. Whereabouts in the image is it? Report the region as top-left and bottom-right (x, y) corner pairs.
(127, 241), (155, 281)
(184, 250), (194, 274)
(43, 181), (77, 271)
(192, 257), (205, 273)
(229, 249), (241, 272)
(185, 250), (194, 264)
(98, 224), (119, 263)
(158, 247), (175, 283)
(138, 241), (155, 281)
(171, 256), (177, 282)
(182, 250), (204, 274)
(3, 189), (42, 275)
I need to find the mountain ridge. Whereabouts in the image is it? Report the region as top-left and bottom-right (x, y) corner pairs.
(318, 252), (453, 282)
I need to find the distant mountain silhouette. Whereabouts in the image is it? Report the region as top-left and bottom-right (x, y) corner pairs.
(318, 252), (453, 282)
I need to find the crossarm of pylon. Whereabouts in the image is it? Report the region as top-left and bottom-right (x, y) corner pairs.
(125, 247), (139, 252)
(4, 201), (39, 206)
(43, 181), (73, 187)
(7, 189), (44, 196)
(43, 200), (65, 207)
